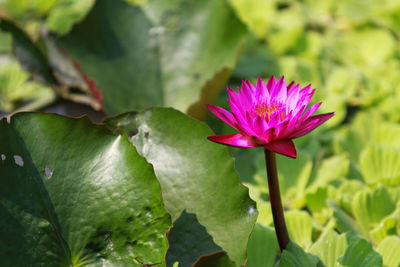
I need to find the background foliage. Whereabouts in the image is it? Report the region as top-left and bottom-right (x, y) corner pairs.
(1, 0), (400, 266)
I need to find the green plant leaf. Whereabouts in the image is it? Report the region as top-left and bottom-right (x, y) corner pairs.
(305, 185), (337, 224)
(106, 108), (258, 266)
(0, 61), (54, 112)
(166, 211), (223, 267)
(228, 0), (276, 38)
(369, 216), (397, 244)
(59, 0), (247, 118)
(376, 236), (400, 267)
(193, 251), (235, 267)
(0, 16), (56, 84)
(309, 230), (348, 267)
(285, 210), (313, 249)
(352, 184), (396, 235)
(360, 146), (400, 186)
(0, 113), (171, 266)
(268, 6), (305, 54)
(45, 0), (95, 35)
(277, 242), (318, 267)
(276, 150), (313, 207)
(328, 200), (362, 235)
(247, 223), (279, 267)
(337, 180), (368, 215)
(338, 236), (382, 267)
(311, 154), (349, 187)
(326, 28), (395, 71)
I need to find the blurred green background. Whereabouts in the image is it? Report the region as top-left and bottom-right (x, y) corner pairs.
(1, 0), (400, 266)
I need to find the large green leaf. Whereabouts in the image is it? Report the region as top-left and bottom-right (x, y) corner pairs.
(59, 0), (247, 118)
(106, 108), (257, 266)
(0, 113), (171, 266)
(59, 0), (163, 115)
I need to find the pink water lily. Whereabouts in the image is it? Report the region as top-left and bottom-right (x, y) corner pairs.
(206, 76), (334, 158)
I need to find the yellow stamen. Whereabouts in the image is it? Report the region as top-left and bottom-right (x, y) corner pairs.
(254, 103), (285, 121)
(255, 103), (279, 116)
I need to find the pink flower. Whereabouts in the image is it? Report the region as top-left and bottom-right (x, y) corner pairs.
(206, 76), (334, 158)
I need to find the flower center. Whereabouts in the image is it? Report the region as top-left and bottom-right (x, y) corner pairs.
(253, 103), (285, 122)
(254, 103), (279, 117)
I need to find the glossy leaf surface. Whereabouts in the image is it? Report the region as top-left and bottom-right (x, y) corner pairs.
(0, 113), (171, 266)
(106, 108), (258, 266)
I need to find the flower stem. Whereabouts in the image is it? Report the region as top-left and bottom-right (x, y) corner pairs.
(264, 148), (290, 252)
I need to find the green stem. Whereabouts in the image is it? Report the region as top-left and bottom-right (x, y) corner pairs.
(264, 148), (290, 252)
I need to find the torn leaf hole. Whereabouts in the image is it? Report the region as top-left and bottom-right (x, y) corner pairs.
(13, 155), (24, 167)
(45, 167), (53, 179)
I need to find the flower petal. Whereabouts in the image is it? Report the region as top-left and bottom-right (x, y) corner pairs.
(206, 104), (238, 130)
(271, 76), (287, 103)
(298, 102), (322, 123)
(287, 81), (296, 92)
(290, 112), (335, 138)
(207, 133), (259, 148)
(239, 80), (255, 108)
(286, 83), (300, 111)
(256, 76), (268, 102)
(264, 139), (297, 158)
(266, 75), (277, 92)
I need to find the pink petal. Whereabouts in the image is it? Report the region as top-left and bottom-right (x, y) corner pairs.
(206, 104), (238, 130)
(239, 80), (255, 107)
(227, 87), (240, 106)
(286, 83), (300, 110)
(290, 112), (335, 138)
(287, 81), (296, 92)
(271, 76), (287, 103)
(256, 76), (268, 102)
(266, 75), (277, 92)
(254, 115), (268, 136)
(245, 79), (256, 93)
(264, 139), (297, 158)
(207, 133), (259, 148)
(263, 127), (277, 143)
(298, 102), (322, 123)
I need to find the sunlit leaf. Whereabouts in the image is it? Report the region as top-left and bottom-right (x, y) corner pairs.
(285, 210), (313, 249)
(376, 236), (400, 267)
(338, 236), (382, 267)
(277, 242), (318, 267)
(360, 146), (400, 186)
(309, 230), (348, 267)
(352, 184), (396, 235)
